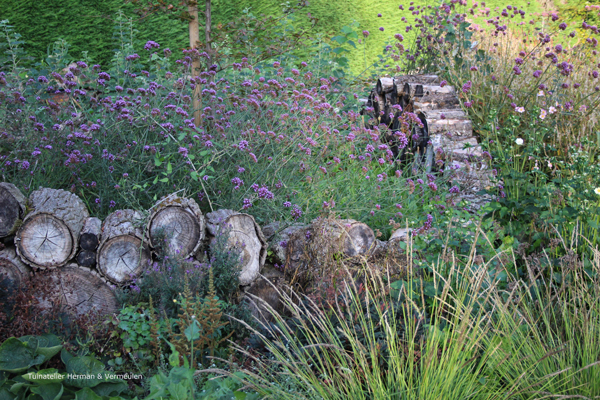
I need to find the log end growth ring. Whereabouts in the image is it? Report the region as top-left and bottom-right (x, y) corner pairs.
(343, 224), (376, 257)
(149, 206), (201, 257)
(97, 235), (150, 284)
(17, 213), (73, 268)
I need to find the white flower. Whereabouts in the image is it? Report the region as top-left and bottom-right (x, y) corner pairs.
(549, 106), (557, 114)
(537, 90), (544, 96)
(595, 187), (600, 196)
(515, 138), (524, 145)
(539, 109), (547, 120)
(548, 162), (553, 168)
(515, 106), (525, 113)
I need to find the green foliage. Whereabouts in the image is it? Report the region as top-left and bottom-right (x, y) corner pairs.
(0, 334), (130, 399)
(0, 19), (32, 73)
(167, 270), (234, 367)
(202, 224), (242, 303)
(196, 373), (261, 400)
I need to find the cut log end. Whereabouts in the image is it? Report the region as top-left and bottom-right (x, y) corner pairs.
(343, 222), (376, 257)
(37, 265), (118, 316)
(149, 206), (201, 257)
(97, 235), (150, 284)
(77, 249), (96, 268)
(16, 213), (74, 268)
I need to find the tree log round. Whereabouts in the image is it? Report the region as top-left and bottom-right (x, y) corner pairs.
(35, 264), (117, 316)
(15, 188), (89, 269)
(80, 217), (102, 251)
(97, 209), (150, 284)
(284, 218), (375, 290)
(262, 222), (308, 265)
(148, 194), (205, 259)
(0, 182), (26, 238)
(0, 247), (31, 287)
(206, 209), (267, 286)
(76, 249), (96, 268)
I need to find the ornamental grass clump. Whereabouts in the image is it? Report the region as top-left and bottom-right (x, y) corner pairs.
(209, 228), (600, 399)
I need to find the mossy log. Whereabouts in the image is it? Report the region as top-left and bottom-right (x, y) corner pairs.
(284, 219), (375, 290)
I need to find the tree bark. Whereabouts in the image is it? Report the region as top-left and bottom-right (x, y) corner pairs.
(0, 182), (26, 238)
(206, 209), (267, 286)
(147, 194), (205, 259)
(188, 0), (202, 127)
(15, 188), (89, 269)
(97, 209), (150, 285)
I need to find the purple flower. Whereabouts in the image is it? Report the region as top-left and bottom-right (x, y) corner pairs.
(109, 200), (116, 208)
(283, 201), (292, 207)
(291, 204), (303, 220)
(144, 40), (160, 50)
(379, 27), (385, 31)
(242, 198), (253, 209)
(462, 81), (472, 93)
(362, 30), (370, 37)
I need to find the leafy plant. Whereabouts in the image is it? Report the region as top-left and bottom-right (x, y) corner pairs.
(0, 334), (131, 399)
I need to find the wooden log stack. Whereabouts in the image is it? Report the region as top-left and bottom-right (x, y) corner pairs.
(362, 74), (493, 209)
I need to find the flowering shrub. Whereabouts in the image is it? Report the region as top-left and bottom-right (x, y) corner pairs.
(0, 16), (465, 238)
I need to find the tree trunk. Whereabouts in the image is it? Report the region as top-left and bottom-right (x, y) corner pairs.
(0, 247), (31, 287)
(35, 264), (118, 316)
(97, 209), (150, 285)
(206, 209), (267, 286)
(0, 182), (26, 238)
(79, 217), (102, 251)
(147, 194), (205, 259)
(15, 188), (89, 269)
(188, 0), (202, 127)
